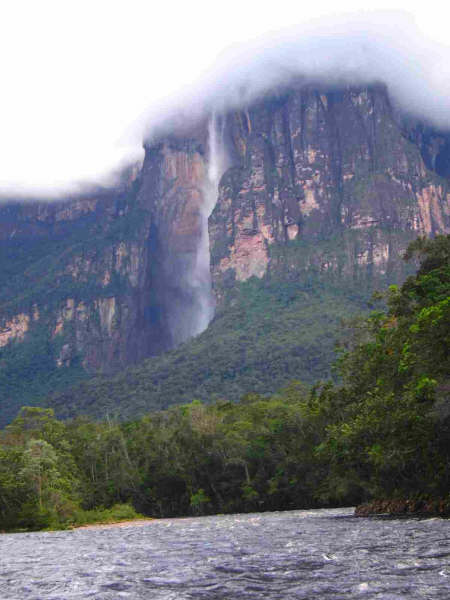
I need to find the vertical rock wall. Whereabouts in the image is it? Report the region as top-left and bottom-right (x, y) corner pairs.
(209, 85), (450, 304)
(0, 135), (211, 373)
(137, 136), (208, 349)
(1, 82), (450, 376)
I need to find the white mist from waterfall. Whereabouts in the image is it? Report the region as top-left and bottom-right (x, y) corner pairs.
(189, 114), (228, 337)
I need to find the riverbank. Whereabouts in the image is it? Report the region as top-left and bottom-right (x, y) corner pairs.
(73, 517), (153, 530)
(0, 503), (148, 534)
(355, 497), (450, 518)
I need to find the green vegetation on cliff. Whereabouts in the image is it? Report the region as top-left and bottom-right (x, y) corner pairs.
(1, 212), (390, 429)
(1, 236), (448, 531)
(0, 186), (146, 428)
(46, 227), (415, 423)
(47, 272), (370, 421)
(0, 326), (87, 429)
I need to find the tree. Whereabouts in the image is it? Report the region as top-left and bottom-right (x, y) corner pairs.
(20, 439), (61, 510)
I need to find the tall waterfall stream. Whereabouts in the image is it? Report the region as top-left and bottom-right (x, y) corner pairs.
(188, 113), (228, 338)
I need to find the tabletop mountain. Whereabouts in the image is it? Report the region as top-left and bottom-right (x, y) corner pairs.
(1, 82), (449, 424)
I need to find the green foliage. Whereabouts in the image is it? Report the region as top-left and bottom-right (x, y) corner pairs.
(0, 408), (81, 530)
(0, 189), (147, 426)
(43, 227), (417, 423)
(71, 503), (143, 527)
(0, 407), (142, 531)
(190, 489), (211, 514)
(0, 235), (448, 531)
(316, 234), (450, 502)
(0, 326), (87, 428)
(47, 275), (371, 422)
(1, 214), (415, 427)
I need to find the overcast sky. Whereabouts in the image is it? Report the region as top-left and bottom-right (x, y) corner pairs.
(1, 1), (450, 195)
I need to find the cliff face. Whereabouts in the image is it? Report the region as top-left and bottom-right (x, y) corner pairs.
(1, 82), (450, 425)
(0, 138), (208, 376)
(209, 85), (450, 304)
(138, 137), (210, 350)
(0, 188), (133, 372)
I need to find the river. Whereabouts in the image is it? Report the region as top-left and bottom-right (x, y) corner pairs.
(1, 508), (449, 599)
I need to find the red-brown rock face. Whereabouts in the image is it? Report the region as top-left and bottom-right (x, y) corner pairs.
(209, 85), (450, 304)
(0, 136), (209, 374)
(1, 82), (450, 382)
(136, 136), (209, 348)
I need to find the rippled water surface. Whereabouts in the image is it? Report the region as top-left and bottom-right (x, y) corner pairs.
(1, 508), (450, 599)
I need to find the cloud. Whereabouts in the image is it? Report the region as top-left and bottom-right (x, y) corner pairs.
(139, 11), (450, 143)
(3, 9), (450, 198)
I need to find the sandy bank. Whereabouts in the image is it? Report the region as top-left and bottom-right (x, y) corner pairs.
(74, 518), (154, 530)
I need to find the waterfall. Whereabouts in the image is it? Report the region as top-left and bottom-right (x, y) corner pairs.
(162, 114), (228, 347)
(190, 113), (228, 336)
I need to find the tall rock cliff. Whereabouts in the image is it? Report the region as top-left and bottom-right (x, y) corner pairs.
(0, 138), (209, 371)
(1, 81), (450, 424)
(210, 85), (450, 305)
(0, 137), (211, 424)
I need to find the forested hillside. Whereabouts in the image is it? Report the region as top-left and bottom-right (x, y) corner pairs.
(47, 265), (375, 422)
(1, 236), (448, 531)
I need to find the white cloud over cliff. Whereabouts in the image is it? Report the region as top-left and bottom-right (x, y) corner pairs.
(1, 2), (450, 196)
(141, 12), (450, 141)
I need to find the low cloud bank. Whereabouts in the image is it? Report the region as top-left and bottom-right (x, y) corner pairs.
(3, 11), (450, 199)
(141, 12), (450, 142)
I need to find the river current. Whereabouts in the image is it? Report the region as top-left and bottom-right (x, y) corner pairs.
(1, 507), (449, 599)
